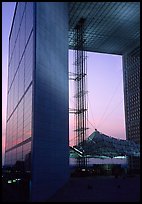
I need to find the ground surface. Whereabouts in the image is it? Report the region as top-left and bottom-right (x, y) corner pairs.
(2, 175), (140, 202)
(47, 175), (140, 202)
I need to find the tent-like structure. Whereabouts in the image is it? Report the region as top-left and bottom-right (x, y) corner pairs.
(70, 130), (140, 158)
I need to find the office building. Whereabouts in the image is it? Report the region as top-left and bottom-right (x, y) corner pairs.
(123, 47), (140, 170)
(5, 2), (69, 201)
(5, 2), (140, 201)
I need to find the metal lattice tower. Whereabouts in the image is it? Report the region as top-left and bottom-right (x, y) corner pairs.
(73, 18), (88, 168)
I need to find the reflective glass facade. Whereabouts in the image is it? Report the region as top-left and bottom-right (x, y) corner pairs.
(5, 2), (33, 168)
(5, 1), (139, 201)
(5, 2), (69, 201)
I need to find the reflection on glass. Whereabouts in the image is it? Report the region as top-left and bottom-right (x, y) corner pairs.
(5, 3), (33, 167)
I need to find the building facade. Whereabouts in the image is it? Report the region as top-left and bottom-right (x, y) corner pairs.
(5, 2), (69, 201)
(5, 2), (33, 170)
(123, 47), (140, 171)
(5, 1), (140, 202)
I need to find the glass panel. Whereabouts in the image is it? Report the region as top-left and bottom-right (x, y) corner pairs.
(25, 2), (33, 44)
(12, 110), (17, 148)
(10, 54), (14, 86)
(14, 4), (20, 42)
(25, 33), (33, 90)
(5, 3), (33, 167)
(17, 99), (24, 145)
(18, 56), (24, 102)
(11, 148), (17, 165)
(19, 2), (26, 25)
(24, 85), (32, 141)
(19, 12), (26, 61)
(10, 21), (15, 61)
(16, 146), (22, 161)
(14, 73), (19, 107)
(14, 33), (20, 74)
(23, 141), (31, 161)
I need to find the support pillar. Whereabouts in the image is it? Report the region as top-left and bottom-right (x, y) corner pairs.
(31, 2), (69, 201)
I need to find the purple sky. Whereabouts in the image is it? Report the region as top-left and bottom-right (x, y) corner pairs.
(69, 50), (126, 146)
(2, 2), (126, 162)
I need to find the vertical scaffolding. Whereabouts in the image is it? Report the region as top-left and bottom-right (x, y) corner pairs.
(73, 18), (88, 168)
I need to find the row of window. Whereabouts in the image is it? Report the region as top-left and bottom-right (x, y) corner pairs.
(128, 116), (139, 122)
(128, 131), (139, 137)
(126, 62), (140, 71)
(6, 85), (32, 151)
(124, 68), (140, 78)
(125, 48), (140, 147)
(128, 112), (140, 118)
(8, 2), (33, 91)
(7, 32), (33, 120)
(128, 109), (140, 115)
(127, 84), (139, 93)
(126, 53), (139, 65)
(128, 125), (139, 130)
(128, 101), (140, 108)
(127, 136), (140, 145)
(128, 92), (139, 101)
(9, 2), (33, 65)
(5, 141), (31, 166)
(128, 124), (140, 135)
(127, 70), (139, 79)
(125, 47), (140, 72)
(128, 78), (139, 85)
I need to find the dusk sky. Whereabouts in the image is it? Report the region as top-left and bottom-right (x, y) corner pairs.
(2, 2), (126, 162)
(69, 50), (126, 146)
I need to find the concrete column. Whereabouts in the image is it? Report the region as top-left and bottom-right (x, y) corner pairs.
(31, 2), (69, 201)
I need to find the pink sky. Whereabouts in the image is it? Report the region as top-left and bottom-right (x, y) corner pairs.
(2, 2), (126, 163)
(69, 50), (126, 146)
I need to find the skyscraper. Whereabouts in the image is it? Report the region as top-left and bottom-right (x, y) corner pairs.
(5, 2), (33, 170)
(5, 2), (69, 201)
(123, 47), (140, 171)
(5, 2), (140, 202)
